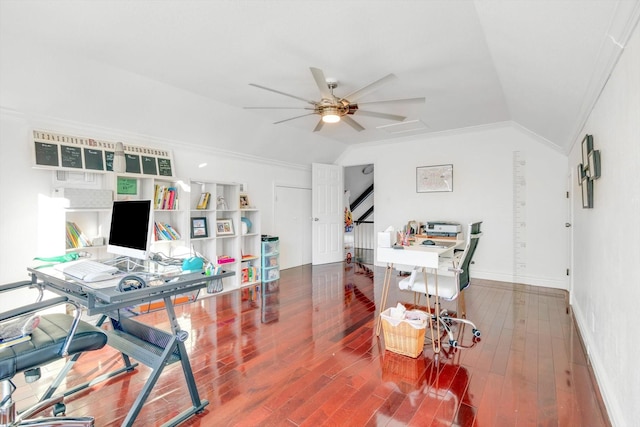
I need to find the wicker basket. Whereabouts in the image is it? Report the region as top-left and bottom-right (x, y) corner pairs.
(380, 308), (428, 358)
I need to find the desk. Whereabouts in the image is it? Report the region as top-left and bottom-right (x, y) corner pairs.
(377, 242), (464, 352)
(28, 261), (234, 427)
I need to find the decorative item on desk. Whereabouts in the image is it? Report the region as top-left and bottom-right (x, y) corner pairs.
(216, 218), (234, 236)
(190, 217), (208, 238)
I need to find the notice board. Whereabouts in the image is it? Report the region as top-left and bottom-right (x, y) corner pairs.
(32, 130), (175, 177)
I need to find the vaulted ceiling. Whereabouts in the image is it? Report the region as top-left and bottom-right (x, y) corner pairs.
(1, 1), (639, 164)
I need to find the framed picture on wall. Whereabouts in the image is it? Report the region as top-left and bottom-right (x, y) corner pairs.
(416, 164), (453, 193)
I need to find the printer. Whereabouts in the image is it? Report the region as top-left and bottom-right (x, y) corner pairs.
(424, 221), (461, 237)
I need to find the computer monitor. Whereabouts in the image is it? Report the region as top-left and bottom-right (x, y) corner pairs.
(107, 199), (154, 261)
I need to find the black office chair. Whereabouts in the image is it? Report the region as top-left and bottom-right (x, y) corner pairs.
(398, 222), (483, 348)
(0, 280), (108, 426)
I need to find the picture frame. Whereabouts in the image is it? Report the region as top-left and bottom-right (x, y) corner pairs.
(239, 193), (250, 209)
(190, 217), (208, 238)
(416, 164), (453, 193)
(581, 178), (593, 208)
(216, 218), (234, 236)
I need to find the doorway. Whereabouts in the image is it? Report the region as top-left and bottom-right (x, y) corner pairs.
(344, 164), (375, 264)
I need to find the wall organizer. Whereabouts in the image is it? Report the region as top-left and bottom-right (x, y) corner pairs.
(578, 134), (601, 208)
(32, 130), (175, 177)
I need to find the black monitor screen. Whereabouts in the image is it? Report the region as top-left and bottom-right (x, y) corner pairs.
(107, 199), (153, 260)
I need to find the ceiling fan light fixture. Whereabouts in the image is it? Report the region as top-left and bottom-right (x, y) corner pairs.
(321, 106), (341, 123)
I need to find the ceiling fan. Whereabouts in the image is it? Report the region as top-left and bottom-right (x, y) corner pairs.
(244, 67), (425, 132)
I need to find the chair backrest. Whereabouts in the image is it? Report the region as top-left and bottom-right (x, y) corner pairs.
(456, 222), (482, 290)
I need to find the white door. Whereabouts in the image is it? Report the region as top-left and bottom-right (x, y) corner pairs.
(566, 173), (574, 298)
(274, 185), (312, 269)
(312, 163), (344, 265)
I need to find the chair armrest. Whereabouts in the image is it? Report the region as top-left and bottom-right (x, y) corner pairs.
(0, 280), (34, 294)
(1, 296), (69, 322)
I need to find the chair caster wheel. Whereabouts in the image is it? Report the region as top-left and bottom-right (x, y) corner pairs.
(449, 339), (458, 348)
(473, 329), (481, 338)
(53, 402), (66, 416)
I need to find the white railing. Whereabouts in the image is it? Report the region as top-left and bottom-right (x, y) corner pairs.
(354, 222), (374, 249)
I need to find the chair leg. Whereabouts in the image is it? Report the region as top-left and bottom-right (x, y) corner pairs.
(458, 290), (467, 319)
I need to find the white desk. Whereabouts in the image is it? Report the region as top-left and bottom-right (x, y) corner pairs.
(377, 241), (464, 352)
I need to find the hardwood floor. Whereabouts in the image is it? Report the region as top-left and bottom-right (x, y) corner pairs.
(14, 260), (609, 426)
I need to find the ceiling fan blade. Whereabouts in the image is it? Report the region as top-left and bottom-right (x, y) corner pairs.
(244, 107), (314, 110)
(356, 110), (406, 121)
(313, 119), (324, 132)
(310, 67), (333, 100)
(342, 116), (365, 132)
(273, 112), (317, 124)
(358, 97), (426, 106)
(249, 83), (317, 105)
(342, 73), (398, 102)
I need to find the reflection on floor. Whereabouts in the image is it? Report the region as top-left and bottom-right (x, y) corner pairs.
(13, 259), (609, 426)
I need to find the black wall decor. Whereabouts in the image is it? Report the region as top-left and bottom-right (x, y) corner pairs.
(578, 134), (601, 208)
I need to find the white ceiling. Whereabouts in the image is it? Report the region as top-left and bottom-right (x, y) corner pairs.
(1, 0), (639, 160)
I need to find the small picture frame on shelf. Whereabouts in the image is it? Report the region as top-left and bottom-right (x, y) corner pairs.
(240, 193), (250, 209)
(190, 217), (208, 238)
(196, 192), (210, 210)
(216, 219), (234, 236)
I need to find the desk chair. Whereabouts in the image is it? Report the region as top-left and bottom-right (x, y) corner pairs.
(398, 222), (483, 348)
(0, 280), (108, 426)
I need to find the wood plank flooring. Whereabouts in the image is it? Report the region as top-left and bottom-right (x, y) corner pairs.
(13, 260), (609, 426)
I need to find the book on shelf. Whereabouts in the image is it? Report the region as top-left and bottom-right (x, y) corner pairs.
(66, 221), (92, 249)
(154, 185), (179, 210)
(242, 266), (259, 283)
(154, 222), (181, 241)
(197, 192), (211, 210)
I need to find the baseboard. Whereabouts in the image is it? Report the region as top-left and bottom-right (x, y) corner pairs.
(572, 303), (619, 427)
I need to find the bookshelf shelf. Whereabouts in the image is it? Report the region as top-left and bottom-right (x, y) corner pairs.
(51, 174), (259, 294)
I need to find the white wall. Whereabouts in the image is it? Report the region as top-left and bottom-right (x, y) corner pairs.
(0, 110), (310, 285)
(568, 22), (640, 427)
(338, 123), (569, 289)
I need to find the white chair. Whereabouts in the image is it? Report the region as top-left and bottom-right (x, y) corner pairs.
(398, 222), (482, 348)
